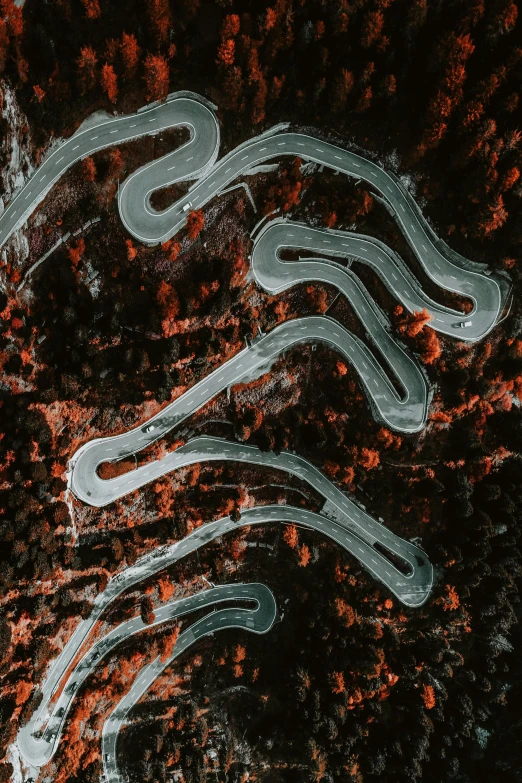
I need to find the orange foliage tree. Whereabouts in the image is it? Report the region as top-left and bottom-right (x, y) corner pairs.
(144, 53), (169, 101)
(361, 9), (385, 48)
(1, 0), (24, 38)
(161, 239), (182, 261)
(396, 307), (442, 364)
(101, 63), (118, 103)
(217, 38), (235, 66)
(121, 32), (140, 75)
(332, 69), (354, 113)
(81, 0), (101, 19)
(283, 523), (299, 549)
(77, 46), (98, 93)
(221, 13), (240, 38)
(335, 597), (356, 627)
(82, 157), (97, 182)
(186, 209), (205, 239)
(298, 544), (311, 567)
(147, 0), (171, 45)
(157, 280), (180, 319)
(421, 683), (436, 709)
(109, 148), (124, 179)
(330, 671), (346, 694)
(358, 447), (380, 470)
(126, 239), (137, 261)
(68, 238), (85, 269)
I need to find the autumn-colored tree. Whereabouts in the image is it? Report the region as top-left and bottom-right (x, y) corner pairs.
(186, 209), (205, 239)
(121, 32), (140, 75)
(81, 0), (101, 19)
(156, 280), (180, 318)
(143, 53), (169, 101)
(17, 55), (28, 84)
(335, 597), (357, 628)
(32, 85), (45, 103)
(0, 22), (9, 74)
(438, 584), (460, 611)
(361, 9), (384, 48)
(490, 1), (518, 35)
(396, 306), (441, 363)
(417, 32), (475, 153)
(382, 73), (397, 96)
(283, 523), (299, 549)
(123, 239), (138, 262)
(81, 157), (96, 182)
(332, 69), (354, 113)
(1, 0), (23, 38)
(330, 671), (345, 694)
(252, 75), (268, 124)
(358, 447), (380, 470)
(397, 307), (432, 337)
(298, 544), (311, 567)
(356, 85), (373, 113)
(420, 328), (442, 365)
(101, 63), (118, 103)
(421, 683), (436, 709)
(477, 193), (508, 237)
(68, 238), (85, 269)
(147, 0), (171, 45)
(377, 427), (402, 450)
(217, 38), (235, 66)
(77, 46), (98, 93)
(103, 37), (119, 63)
(158, 576), (175, 602)
(161, 239), (182, 261)
(221, 13), (240, 38)
(500, 166), (520, 191)
(221, 65), (244, 111)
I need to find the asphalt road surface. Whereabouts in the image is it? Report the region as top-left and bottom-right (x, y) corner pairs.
(0, 92), (219, 253)
(252, 218), (501, 341)
(17, 503), (431, 769)
(70, 435), (432, 600)
(0, 93), (505, 342)
(18, 583), (276, 770)
(69, 313), (428, 510)
(118, 107), (505, 345)
(100, 582), (276, 783)
(10, 90), (500, 777)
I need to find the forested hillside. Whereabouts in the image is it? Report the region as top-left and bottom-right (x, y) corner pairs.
(1, 1), (522, 781)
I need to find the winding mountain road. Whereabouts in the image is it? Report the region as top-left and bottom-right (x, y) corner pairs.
(0, 93), (219, 253)
(18, 583), (276, 770)
(251, 219), (501, 341)
(100, 583), (276, 783)
(17, 503), (431, 770)
(69, 436), (432, 601)
(1, 93), (505, 342)
(9, 90), (504, 779)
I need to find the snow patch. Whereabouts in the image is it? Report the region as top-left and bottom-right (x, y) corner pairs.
(243, 163), (280, 176)
(0, 81), (35, 203)
(73, 109), (114, 137)
(7, 741), (34, 783)
(64, 488), (78, 544)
